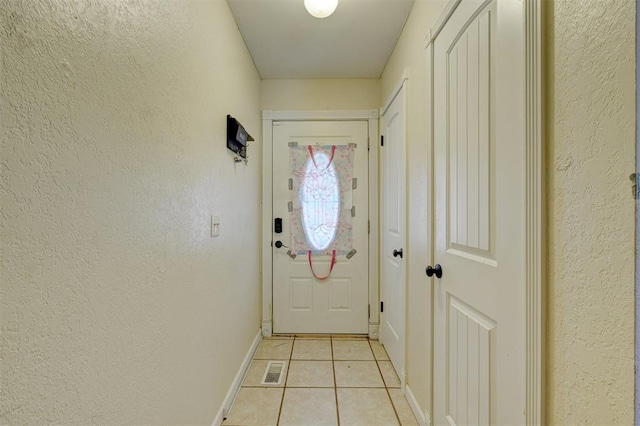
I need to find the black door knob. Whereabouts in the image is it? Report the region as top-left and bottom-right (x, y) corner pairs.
(393, 248), (403, 258)
(274, 240), (284, 248)
(426, 264), (443, 278)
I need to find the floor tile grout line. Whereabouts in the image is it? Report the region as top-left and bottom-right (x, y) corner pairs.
(282, 386), (338, 388)
(333, 386), (389, 389)
(385, 386), (404, 426)
(234, 385), (397, 390)
(287, 386), (388, 389)
(229, 337), (411, 426)
(331, 336), (341, 426)
(369, 339), (403, 426)
(274, 337), (294, 426)
(289, 358), (333, 361)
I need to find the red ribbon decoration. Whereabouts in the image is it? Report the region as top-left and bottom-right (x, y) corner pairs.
(307, 145), (336, 171)
(307, 250), (337, 281)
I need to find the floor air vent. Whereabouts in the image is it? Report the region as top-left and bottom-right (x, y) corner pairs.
(261, 361), (286, 385)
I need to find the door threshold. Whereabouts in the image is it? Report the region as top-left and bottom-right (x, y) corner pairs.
(271, 333), (369, 339)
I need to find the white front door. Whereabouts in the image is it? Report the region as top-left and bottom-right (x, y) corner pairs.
(272, 120), (369, 334)
(432, 0), (526, 424)
(380, 85), (407, 384)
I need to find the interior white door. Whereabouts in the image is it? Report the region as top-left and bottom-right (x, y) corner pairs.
(432, 0), (526, 424)
(380, 85), (406, 383)
(272, 120), (369, 334)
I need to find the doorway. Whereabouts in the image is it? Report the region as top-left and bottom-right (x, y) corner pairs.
(380, 81), (408, 386)
(261, 110), (380, 337)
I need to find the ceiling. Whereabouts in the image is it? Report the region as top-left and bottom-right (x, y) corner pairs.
(226, 0), (415, 79)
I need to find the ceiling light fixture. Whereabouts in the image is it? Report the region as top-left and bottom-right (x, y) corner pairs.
(304, 0), (338, 18)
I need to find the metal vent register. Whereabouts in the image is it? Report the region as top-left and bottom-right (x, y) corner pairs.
(261, 361), (286, 385)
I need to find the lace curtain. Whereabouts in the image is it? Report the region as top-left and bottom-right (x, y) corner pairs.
(289, 144), (355, 256)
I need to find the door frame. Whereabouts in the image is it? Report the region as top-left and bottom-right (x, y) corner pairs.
(379, 73), (409, 388)
(424, 0), (543, 424)
(261, 109), (380, 338)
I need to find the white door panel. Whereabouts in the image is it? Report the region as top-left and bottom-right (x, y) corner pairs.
(380, 86), (406, 383)
(272, 121), (369, 334)
(433, 0), (525, 424)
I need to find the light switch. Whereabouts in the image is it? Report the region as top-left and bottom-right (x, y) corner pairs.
(211, 214), (221, 237)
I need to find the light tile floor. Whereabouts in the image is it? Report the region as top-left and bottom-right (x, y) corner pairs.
(223, 336), (418, 426)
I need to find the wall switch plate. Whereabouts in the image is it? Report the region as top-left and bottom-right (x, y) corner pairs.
(211, 214), (221, 237)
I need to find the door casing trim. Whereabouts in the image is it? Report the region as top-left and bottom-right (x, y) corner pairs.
(261, 110), (380, 338)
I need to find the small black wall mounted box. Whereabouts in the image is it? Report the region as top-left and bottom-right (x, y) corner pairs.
(227, 115), (254, 159)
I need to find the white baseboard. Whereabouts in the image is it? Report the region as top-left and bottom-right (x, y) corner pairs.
(212, 329), (262, 426)
(405, 384), (431, 426)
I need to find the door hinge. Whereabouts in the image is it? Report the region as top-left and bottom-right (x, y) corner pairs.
(367, 137), (370, 151)
(630, 173), (639, 199)
(368, 220), (370, 234)
(381, 135), (384, 146)
(368, 304), (371, 319)
(380, 301), (384, 313)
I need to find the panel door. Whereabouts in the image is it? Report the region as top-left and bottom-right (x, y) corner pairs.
(380, 86), (407, 384)
(432, 0), (526, 424)
(272, 120), (369, 334)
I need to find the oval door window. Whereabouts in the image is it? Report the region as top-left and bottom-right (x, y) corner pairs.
(300, 151), (340, 251)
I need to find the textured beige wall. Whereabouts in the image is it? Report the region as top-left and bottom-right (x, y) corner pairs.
(380, 0), (448, 419)
(261, 79), (381, 110)
(545, 0), (636, 423)
(1, 1), (261, 424)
